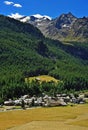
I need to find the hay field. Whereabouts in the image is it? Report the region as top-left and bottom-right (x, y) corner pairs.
(0, 105), (88, 130)
(25, 75), (59, 83)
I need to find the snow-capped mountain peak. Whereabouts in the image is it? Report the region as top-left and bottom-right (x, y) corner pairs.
(32, 14), (52, 20)
(20, 16), (30, 22)
(8, 13), (52, 22)
(8, 13), (24, 19)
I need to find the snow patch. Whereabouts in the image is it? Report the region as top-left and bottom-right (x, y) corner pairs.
(8, 13), (24, 19)
(32, 14), (52, 20)
(20, 16), (30, 22)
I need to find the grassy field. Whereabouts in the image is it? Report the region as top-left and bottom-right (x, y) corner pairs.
(0, 104), (88, 130)
(25, 75), (59, 83)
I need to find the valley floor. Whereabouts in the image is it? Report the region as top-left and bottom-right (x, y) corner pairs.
(7, 121), (88, 130)
(0, 104), (88, 130)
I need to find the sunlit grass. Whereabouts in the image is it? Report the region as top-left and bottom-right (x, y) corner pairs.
(0, 104), (88, 130)
(70, 119), (88, 127)
(25, 75), (59, 83)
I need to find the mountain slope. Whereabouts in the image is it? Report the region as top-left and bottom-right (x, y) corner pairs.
(16, 12), (88, 41)
(72, 17), (88, 38)
(0, 15), (88, 99)
(42, 13), (88, 41)
(0, 15), (88, 75)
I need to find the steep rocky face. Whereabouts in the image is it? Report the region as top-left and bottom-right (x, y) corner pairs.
(41, 14), (88, 41)
(72, 17), (88, 38)
(55, 12), (77, 29)
(33, 13), (88, 41)
(40, 13), (77, 40)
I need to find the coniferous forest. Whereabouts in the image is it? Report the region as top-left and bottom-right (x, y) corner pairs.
(0, 15), (88, 103)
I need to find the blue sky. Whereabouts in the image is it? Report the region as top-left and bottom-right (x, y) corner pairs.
(0, 0), (88, 18)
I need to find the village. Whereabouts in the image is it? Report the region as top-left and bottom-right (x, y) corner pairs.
(0, 92), (88, 111)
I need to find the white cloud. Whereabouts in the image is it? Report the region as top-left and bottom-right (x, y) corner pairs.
(13, 4), (22, 8)
(8, 13), (24, 19)
(4, 1), (14, 5)
(4, 1), (22, 8)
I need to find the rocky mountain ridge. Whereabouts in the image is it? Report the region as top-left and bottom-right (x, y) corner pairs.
(12, 12), (88, 41)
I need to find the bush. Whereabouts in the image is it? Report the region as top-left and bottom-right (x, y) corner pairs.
(84, 92), (88, 98)
(0, 97), (4, 105)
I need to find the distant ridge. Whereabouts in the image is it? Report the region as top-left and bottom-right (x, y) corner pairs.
(11, 12), (88, 41)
